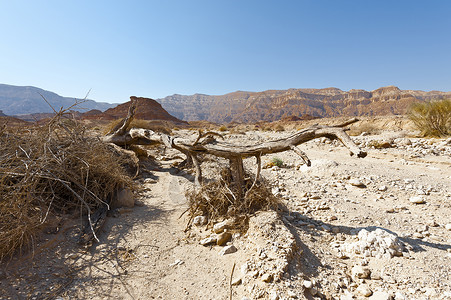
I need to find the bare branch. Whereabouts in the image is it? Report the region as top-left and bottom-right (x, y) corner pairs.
(290, 145), (311, 167)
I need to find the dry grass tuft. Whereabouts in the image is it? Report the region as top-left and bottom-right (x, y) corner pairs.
(186, 168), (281, 231)
(0, 113), (133, 261)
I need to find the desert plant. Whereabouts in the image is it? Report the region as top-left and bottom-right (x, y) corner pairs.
(218, 125), (228, 132)
(0, 114), (134, 260)
(268, 156), (284, 168)
(186, 168), (280, 231)
(409, 99), (451, 137)
(274, 124), (285, 132)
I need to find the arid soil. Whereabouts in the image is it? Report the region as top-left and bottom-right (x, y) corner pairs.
(1, 124), (450, 300)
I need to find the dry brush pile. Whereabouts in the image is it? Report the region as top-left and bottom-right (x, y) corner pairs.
(185, 166), (282, 231)
(0, 115), (134, 261)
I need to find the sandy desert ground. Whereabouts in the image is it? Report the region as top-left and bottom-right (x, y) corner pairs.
(1, 121), (450, 300)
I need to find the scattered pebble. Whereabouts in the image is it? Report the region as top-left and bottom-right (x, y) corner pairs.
(349, 178), (365, 187)
(231, 277), (242, 286)
(351, 265), (371, 279)
(355, 284), (373, 297)
(213, 220), (232, 233)
(409, 196), (425, 204)
(303, 280), (313, 289)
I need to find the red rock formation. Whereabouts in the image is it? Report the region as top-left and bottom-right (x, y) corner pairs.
(90, 96), (188, 124)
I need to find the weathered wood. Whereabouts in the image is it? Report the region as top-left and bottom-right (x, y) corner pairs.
(229, 156), (245, 199)
(191, 153), (202, 186)
(169, 123), (366, 159)
(103, 99), (367, 197)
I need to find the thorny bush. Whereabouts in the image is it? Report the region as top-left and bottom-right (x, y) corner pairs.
(186, 168), (281, 231)
(409, 99), (451, 137)
(0, 115), (134, 261)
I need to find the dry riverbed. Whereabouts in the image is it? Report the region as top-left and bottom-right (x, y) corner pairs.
(1, 129), (450, 300)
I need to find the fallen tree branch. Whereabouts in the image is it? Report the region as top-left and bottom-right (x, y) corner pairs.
(290, 145), (311, 167)
(103, 98), (366, 198)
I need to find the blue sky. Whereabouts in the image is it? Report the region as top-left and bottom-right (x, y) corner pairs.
(0, 1), (450, 103)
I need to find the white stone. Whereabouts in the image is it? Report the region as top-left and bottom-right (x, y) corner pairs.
(219, 245), (237, 255)
(445, 223), (451, 231)
(355, 284), (372, 297)
(349, 178), (365, 187)
(193, 216), (207, 226)
(200, 236), (216, 246)
(369, 290), (391, 300)
(409, 196), (425, 204)
(351, 265), (371, 279)
(213, 220), (231, 233)
(378, 185), (388, 191)
(269, 291), (279, 300)
(303, 280), (313, 289)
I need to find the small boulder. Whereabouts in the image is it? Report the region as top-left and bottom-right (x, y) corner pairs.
(200, 236), (217, 246)
(351, 265), (371, 279)
(219, 245), (237, 255)
(409, 196), (425, 204)
(213, 220), (232, 233)
(217, 232), (232, 246)
(355, 284), (373, 297)
(349, 178), (366, 187)
(261, 273), (273, 283)
(369, 290), (391, 300)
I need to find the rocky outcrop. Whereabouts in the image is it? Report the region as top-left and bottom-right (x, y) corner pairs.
(96, 96), (188, 124)
(157, 86), (451, 123)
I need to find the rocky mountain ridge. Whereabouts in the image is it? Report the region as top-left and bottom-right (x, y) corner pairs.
(0, 84), (115, 116)
(157, 86), (451, 123)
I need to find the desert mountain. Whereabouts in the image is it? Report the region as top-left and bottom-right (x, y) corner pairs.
(0, 84), (115, 116)
(157, 86), (451, 123)
(87, 96), (188, 125)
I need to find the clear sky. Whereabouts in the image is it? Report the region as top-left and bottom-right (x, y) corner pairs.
(0, 1), (450, 103)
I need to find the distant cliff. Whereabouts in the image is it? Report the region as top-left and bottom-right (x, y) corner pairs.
(157, 86), (451, 123)
(0, 84), (115, 115)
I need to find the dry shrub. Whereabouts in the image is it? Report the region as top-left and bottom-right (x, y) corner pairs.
(218, 125), (228, 132)
(0, 115), (133, 261)
(409, 99), (451, 137)
(274, 124), (285, 132)
(186, 169), (281, 231)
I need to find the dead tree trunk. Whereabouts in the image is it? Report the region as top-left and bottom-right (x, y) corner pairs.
(229, 156), (245, 199)
(104, 97), (367, 198)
